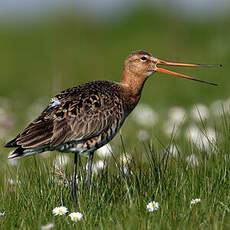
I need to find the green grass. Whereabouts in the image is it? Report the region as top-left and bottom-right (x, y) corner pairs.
(0, 7), (230, 230)
(1, 117), (230, 229)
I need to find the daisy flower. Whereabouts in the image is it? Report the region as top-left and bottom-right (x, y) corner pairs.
(191, 198), (201, 205)
(147, 201), (159, 212)
(69, 212), (83, 222)
(52, 206), (68, 216)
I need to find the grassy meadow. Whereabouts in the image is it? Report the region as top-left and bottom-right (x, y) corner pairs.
(0, 8), (230, 229)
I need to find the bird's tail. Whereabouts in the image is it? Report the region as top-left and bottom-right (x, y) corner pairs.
(7, 145), (49, 159)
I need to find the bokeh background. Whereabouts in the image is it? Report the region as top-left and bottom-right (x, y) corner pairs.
(0, 0), (229, 157)
(1, 2), (230, 228)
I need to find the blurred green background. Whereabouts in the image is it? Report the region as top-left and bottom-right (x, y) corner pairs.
(0, 3), (230, 229)
(1, 3), (230, 229)
(0, 1), (229, 137)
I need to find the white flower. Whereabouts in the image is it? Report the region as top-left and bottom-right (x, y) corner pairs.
(118, 154), (132, 175)
(96, 144), (112, 158)
(54, 155), (70, 167)
(186, 154), (199, 167)
(147, 201), (159, 212)
(191, 198), (201, 205)
(163, 120), (181, 138)
(94, 160), (106, 171)
(0, 211), (5, 216)
(168, 106), (186, 125)
(132, 104), (158, 127)
(185, 125), (201, 142)
(137, 129), (149, 141)
(52, 206), (68, 216)
(223, 98), (230, 114)
(167, 144), (180, 157)
(8, 156), (19, 166)
(8, 179), (14, 185)
(40, 222), (55, 230)
(69, 212), (83, 222)
(205, 127), (217, 144)
(185, 125), (216, 152)
(8, 178), (21, 185)
(120, 154), (132, 165)
(122, 167), (129, 175)
(86, 160), (106, 174)
(190, 104), (209, 121)
(210, 100), (224, 117)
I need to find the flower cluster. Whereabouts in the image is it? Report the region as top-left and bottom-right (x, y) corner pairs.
(146, 198), (201, 212)
(129, 102), (227, 168)
(51, 206), (83, 224)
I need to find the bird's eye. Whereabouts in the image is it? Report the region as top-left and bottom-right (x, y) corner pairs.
(140, 56), (147, 61)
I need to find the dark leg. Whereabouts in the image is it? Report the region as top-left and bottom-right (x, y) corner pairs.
(72, 152), (78, 208)
(85, 151), (94, 188)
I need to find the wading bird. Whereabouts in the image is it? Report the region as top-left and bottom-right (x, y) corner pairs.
(5, 50), (221, 207)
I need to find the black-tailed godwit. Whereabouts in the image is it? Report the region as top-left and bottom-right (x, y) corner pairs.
(5, 50), (221, 207)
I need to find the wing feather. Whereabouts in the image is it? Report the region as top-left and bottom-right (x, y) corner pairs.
(5, 81), (124, 154)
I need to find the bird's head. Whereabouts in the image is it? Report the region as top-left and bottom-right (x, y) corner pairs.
(123, 50), (220, 86)
(124, 50), (158, 78)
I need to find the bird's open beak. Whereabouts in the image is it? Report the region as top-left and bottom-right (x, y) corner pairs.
(155, 59), (221, 86)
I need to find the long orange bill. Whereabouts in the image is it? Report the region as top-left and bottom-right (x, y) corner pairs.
(156, 59), (222, 86)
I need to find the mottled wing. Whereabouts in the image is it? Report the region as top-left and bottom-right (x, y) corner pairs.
(49, 93), (118, 147)
(5, 81), (124, 153)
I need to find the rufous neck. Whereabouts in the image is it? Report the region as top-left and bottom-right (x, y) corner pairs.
(121, 68), (148, 97)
